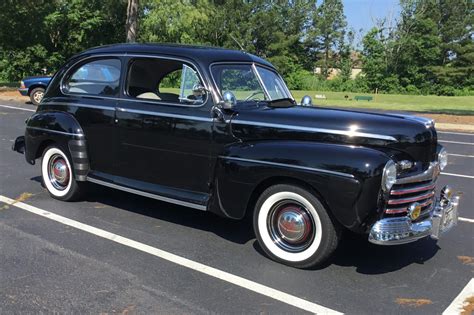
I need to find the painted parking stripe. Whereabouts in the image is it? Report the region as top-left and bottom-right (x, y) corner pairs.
(439, 140), (474, 146)
(442, 172), (474, 179)
(0, 195), (341, 315)
(0, 104), (36, 112)
(443, 278), (474, 315)
(448, 153), (474, 158)
(459, 217), (474, 223)
(438, 131), (474, 136)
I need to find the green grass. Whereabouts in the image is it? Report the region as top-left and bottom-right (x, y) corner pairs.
(290, 90), (474, 115)
(151, 88), (474, 115)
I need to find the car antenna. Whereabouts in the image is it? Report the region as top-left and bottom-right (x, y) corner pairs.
(230, 34), (245, 52)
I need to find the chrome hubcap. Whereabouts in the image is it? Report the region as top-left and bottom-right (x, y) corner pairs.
(48, 154), (69, 190)
(268, 200), (315, 252)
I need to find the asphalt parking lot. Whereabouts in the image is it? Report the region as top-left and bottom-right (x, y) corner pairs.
(0, 101), (472, 314)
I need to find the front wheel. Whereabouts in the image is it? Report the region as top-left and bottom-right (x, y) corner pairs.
(30, 87), (45, 106)
(41, 145), (83, 201)
(253, 184), (339, 268)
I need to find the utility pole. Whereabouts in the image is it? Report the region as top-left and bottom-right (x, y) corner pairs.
(126, 0), (139, 43)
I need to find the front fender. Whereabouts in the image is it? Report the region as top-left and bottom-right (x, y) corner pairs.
(212, 140), (389, 232)
(25, 111), (89, 180)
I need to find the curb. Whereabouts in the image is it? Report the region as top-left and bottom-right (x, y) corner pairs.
(436, 123), (474, 133)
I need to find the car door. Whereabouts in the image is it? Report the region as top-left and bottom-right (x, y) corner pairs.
(115, 56), (213, 205)
(54, 57), (122, 175)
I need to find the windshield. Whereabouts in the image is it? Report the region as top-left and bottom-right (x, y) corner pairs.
(211, 64), (292, 102)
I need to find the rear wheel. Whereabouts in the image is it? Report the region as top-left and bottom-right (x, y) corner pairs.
(41, 145), (83, 201)
(253, 184), (339, 268)
(30, 87), (45, 105)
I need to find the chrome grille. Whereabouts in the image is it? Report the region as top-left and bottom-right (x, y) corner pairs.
(385, 180), (436, 215)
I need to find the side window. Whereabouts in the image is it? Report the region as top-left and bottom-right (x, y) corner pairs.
(126, 58), (206, 105)
(64, 59), (121, 96)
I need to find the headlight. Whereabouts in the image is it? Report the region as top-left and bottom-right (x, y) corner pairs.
(382, 160), (397, 192)
(438, 147), (448, 170)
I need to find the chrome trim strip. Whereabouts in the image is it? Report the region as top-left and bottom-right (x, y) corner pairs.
(26, 126), (84, 137)
(390, 182), (436, 195)
(395, 162), (440, 184)
(231, 120), (397, 141)
(43, 101), (113, 111)
(116, 107), (213, 122)
(386, 199), (434, 214)
(86, 177), (207, 211)
(387, 191), (435, 205)
(41, 102), (213, 122)
(252, 63), (271, 100)
(219, 156), (355, 178)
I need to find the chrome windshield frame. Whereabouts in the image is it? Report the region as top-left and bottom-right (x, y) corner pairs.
(251, 63), (271, 100)
(209, 61), (293, 102)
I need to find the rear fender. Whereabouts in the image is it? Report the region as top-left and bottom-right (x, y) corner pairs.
(25, 111), (89, 181)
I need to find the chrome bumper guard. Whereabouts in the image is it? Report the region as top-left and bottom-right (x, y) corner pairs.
(369, 186), (460, 245)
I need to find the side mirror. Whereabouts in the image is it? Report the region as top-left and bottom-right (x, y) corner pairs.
(300, 95), (313, 106)
(192, 84), (209, 94)
(219, 91), (237, 109)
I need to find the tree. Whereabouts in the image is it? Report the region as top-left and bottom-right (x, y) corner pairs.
(0, 0), (126, 81)
(361, 27), (389, 92)
(338, 29), (354, 82)
(310, 0), (347, 78)
(126, 0), (139, 42)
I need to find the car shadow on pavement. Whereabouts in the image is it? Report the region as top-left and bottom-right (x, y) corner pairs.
(82, 184), (255, 245)
(331, 234), (440, 274)
(30, 177), (441, 272)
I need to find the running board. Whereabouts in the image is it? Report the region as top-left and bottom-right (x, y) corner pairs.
(86, 177), (207, 211)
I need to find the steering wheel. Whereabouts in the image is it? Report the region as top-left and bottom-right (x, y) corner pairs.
(244, 91), (265, 101)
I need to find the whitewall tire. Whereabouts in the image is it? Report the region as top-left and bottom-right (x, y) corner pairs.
(253, 184), (339, 268)
(41, 145), (82, 201)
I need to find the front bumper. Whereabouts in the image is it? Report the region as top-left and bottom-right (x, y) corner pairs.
(368, 188), (460, 245)
(18, 88), (28, 96)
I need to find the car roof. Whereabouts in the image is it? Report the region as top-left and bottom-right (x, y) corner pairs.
(77, 43), (275, 69)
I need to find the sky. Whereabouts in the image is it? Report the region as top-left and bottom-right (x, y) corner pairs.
(342, 0), (400, 43)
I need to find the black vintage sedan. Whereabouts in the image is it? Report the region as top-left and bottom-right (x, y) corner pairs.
(12, 44), (460, 268)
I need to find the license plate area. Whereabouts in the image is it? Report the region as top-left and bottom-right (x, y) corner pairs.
(439, 202), (458, 234)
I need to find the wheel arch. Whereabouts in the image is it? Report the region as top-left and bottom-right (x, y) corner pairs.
(27, 84), (47, 95)
(25, 111), (89, 181)
(244, 176), (329, 220)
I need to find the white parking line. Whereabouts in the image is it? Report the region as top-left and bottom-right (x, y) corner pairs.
(459, 217), (474, 223)
(448, 153), (474, 158)
(439, 140), (474, 146)
(438, 131), (474, 136)
(0, 104), (35, 112)
(442, 172), (474, 179)
(0, 195), (341, 315)
(443, 278), (474, 315)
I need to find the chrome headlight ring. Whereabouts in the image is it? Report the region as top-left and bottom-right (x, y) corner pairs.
(382, 160), (397, 192)
(438, 147), (448, 171)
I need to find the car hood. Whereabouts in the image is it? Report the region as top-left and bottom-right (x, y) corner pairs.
(229, 105), (438, 163)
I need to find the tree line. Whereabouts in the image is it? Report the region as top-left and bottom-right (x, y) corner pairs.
(0, 0), (472, 96)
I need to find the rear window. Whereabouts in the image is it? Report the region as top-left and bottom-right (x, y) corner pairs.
(63, 58), (121, 96)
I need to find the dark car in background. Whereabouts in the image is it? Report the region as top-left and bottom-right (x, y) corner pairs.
(18, 75), (51, 105)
